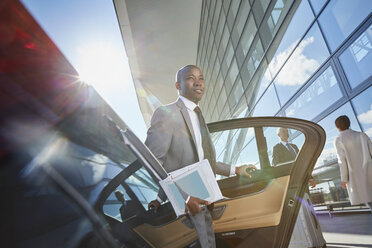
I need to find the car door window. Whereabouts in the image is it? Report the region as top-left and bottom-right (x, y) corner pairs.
(102, 162), (160, 223)
(102, 185), (131, 222)
(213, 126), (304, 174)
(124, 167), (160, 209)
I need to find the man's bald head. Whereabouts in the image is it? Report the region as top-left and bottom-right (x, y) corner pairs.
(277, 127), (289, 142)
(175, 65), (200, 83)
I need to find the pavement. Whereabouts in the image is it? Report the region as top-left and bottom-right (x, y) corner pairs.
(316, 210), (372, 248)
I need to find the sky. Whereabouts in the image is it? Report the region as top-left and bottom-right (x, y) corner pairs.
(21, 0), (148, 141)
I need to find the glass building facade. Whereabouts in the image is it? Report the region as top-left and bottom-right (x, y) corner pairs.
(197, 0), (372, 207)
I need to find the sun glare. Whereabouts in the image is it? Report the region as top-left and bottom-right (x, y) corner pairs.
(77, 43), (127, 91)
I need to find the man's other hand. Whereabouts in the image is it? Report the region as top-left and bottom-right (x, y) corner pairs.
(148, 200), (161, 213)
(341, 181), (347, 189)
(235, 164), (257, 177)
(309, 178), (316, 188)
(185, 196), (211, 216)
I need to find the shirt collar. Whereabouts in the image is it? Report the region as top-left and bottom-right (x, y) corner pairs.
(179, 95), (198, 111)
(280, 141), (288, 146)
(340, 129), (351, 133)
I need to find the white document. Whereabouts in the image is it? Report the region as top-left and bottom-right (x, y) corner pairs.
(159, 159), (223, 217)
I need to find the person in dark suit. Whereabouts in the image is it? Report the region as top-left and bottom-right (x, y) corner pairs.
(114, 190), (139, 221)
(272, 127), (299, 166)
(114, 190), (127, 221)
(145, 65), (253, 248)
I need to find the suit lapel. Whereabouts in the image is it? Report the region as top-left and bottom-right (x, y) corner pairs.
(279, 143), (296, 157)
(176, 98), (198, 149)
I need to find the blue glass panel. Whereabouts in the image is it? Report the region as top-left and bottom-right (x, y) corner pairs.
(275, 23), (329, 105)
(103, 204), (122, 222)
(252, 83), (280, 116)
(352, 85), (372, 139)
(268, 0), (314, 77)
(318, 0), (372, 52)
(240, 14), (257, 57)
(253, 62), (272, 101)
(229, 78), (244, 110)
(285, 66), (343, 120)
(309, 0), (327, 15)
(233, 130), (260, 169)
(339, 24), (372, 89)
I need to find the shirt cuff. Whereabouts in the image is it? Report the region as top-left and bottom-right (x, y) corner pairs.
(185, 195), (191, 204)
(230, 164), (236, 176)
(156, 196), (164, 204)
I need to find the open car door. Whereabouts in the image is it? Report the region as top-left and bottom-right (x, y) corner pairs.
(98, 117), (325, 248)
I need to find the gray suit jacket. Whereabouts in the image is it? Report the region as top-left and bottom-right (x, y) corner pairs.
(145, 98), (231, 201)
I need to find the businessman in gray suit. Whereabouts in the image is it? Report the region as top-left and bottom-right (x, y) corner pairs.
(145, 65), (252, 247)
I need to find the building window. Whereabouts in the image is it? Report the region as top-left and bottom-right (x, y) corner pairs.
(274, 22), (329, 106)
(285, 66), (343, 120)
(254, 64), (272, 102)
(251, 82), (280, 116)
(309, 0), (327, 15)
(267, 0), (314, 77)
(260, 0), (293, 49)
(318, 0), (372, 52)
(252, 0), (271, 25)
(227, 0), (241, 30)
(232, 0), (251, 46)
(229, 77), (244, 110)
(240, 37), (264, 87)
(227, 58), (239, 92)
(239, 14), (257, 58)
(352, 85), (372, 138)
(339, 23), (372, 89)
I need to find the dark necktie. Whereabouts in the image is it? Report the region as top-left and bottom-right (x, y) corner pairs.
(286, 143), (297, 157)
(194, 106), (212, 163)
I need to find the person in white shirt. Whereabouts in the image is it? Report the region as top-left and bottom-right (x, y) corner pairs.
(334, 115), (372, 210)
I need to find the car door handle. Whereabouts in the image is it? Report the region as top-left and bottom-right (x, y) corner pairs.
(211, 204), (226, 220)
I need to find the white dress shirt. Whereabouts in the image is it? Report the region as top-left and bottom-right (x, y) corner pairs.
(179, 96), (204, 161)
(179, 96), (235, 176)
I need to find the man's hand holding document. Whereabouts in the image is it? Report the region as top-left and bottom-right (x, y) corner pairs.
(159, 159), (223, 217)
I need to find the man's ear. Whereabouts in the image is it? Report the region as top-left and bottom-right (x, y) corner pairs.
(175, 81), (180, 90)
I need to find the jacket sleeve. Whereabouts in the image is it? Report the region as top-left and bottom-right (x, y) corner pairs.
(145, 107), (173, 166)
(334, 137), (349, 182)
(215, 161), (233, 177)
